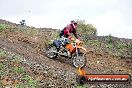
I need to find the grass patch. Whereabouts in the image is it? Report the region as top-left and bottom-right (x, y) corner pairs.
(0, 63), (5, 69)
(0, 24), (7, 31)
(77, 85), (87, 88)
(86, 40), (101, 46)
(106, 34), (113, 44)
(16, 83), (25, 88)
(0, 63), (7, 77)
(116, 42), (126, 49)
(0, 49), (6, 58)
(22, 75), (37, 88)
(106, 43), (113, 49)
(127, 43), (132, 49)
(13, 67), (25, 74)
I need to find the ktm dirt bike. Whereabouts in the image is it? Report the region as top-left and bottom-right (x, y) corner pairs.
(45, 37), (87, 68)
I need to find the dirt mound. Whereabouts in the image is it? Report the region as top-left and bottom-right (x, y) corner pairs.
(0, 35), (132, 87)
(0, 19), (132, 87)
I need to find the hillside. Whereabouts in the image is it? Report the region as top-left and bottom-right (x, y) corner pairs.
(0, 19), (132, 88)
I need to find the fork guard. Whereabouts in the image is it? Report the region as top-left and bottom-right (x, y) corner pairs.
(77, 46), (87, 53)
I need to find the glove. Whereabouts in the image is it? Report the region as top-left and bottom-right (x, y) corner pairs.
(69, 37), (75, 41)
(77, 38), (81, 41)
(71, 37), (75, 41)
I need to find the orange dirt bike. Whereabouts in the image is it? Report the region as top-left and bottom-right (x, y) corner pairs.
(45, 37), (87, 68)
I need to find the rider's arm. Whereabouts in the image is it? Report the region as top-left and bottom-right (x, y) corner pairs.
(73, 29), (78, 39)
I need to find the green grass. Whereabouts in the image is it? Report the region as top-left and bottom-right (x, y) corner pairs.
(0, 49), (38, 87)
(87, 40), (101, 47)
(116, 42), (126, 49)
(0, 63), (7, 77)
(16, 83), (25, 88)
(0, 63), (5, 69)
(106, 43), (113, 49)
(0, 49), (6, 57)
(106, 34), (113, 44)
(0, 24), (6, 31)
(22, 75), (37, 88)
(77, 85), (87, 88)
(13, 67), (25, 74)
(127, 43), (132, 49)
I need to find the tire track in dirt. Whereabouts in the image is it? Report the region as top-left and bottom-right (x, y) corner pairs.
(0, 38), (80, 87)
(0, 38), (101, 75)
(0, 38), (131, 87)
(0, 38), (132, 75)
(0, 38), (77, 73)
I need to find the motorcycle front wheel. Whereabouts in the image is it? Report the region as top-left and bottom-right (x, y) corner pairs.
(72, 53), (86, 68)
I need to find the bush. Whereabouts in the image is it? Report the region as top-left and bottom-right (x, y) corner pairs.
(106, 43), (113, 49)
(77, 20), (97, 36)
(116, 42), (126, 49)
(106, 34), (113, 44)
(0, 24), (6, 31)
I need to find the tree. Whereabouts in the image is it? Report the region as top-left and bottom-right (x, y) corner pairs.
(20, 20), (26, 26)
(77, 20), (97, 36)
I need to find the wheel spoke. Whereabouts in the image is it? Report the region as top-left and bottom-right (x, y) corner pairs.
(46, 45), (58, 59)
(73, 55), (86, 68)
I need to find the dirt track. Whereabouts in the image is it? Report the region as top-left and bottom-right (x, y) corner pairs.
(0, 38), (77, 73)
(0, 37), (132, 87)
(1, 37), (131, 74)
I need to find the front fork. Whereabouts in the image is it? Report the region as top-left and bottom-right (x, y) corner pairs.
(75, 46), (80, 57)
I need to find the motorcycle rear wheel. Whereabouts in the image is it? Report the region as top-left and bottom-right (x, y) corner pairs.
(46, 44), (58, 59)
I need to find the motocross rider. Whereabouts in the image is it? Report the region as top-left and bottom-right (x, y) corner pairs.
(59, 20), (79, 41)
(59, 20), (80, 56)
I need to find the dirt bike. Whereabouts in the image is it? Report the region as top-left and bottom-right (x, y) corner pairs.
(45, 37), (87, 68)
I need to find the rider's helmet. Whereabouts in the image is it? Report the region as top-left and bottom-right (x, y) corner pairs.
(71, 20), (78, 29)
